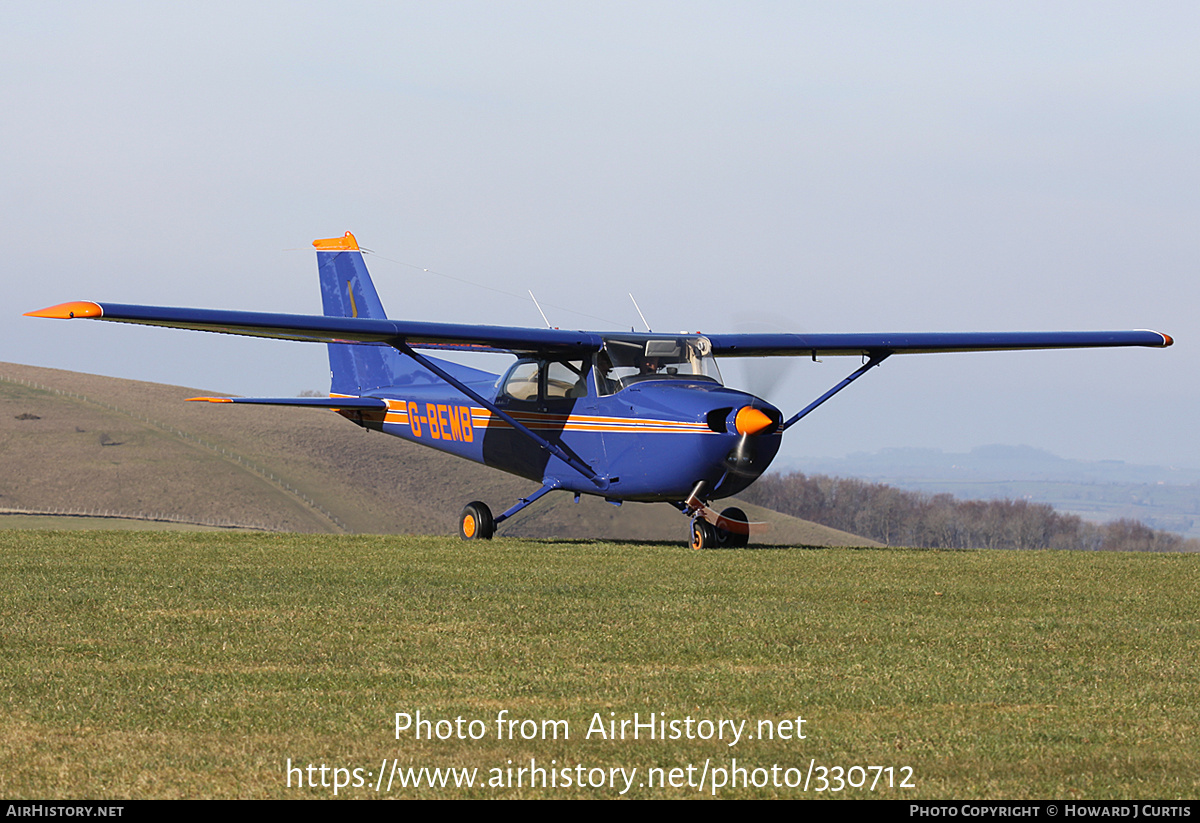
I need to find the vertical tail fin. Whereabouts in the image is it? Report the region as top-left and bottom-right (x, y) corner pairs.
(314, 231), (502, 397)
(314, 232), (399, 395)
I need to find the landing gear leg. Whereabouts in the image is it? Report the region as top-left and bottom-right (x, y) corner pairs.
(457, 479), (563, 540)
(677, 483), (756, 549)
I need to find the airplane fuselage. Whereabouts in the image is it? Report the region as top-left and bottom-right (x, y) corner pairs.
(342, 361), (782, 502)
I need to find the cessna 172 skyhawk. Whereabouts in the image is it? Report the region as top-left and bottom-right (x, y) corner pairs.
(26, 232), (1172, 548)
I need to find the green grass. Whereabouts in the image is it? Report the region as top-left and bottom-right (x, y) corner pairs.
(1, 530), (1197, 799)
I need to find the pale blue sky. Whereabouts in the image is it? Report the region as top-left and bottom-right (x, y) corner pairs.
(5, 2), (1196, 468)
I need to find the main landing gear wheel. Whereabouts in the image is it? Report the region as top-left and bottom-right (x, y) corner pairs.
(459, 501), (495, 540)
(691, 519), (718, 550)
(717, 506), (750, 548)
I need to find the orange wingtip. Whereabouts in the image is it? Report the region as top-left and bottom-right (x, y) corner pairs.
(24, 301), (103, 320)
(1162, 333), (1174, 347)
(312, 231), (359, 251)
(186, 397), (233, 403)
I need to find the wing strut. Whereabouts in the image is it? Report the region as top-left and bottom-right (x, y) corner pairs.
(393, 342), (609, 489)
(781, 351), (892, 431)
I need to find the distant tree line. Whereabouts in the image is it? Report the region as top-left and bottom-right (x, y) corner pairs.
(742, 472), (1199, 552)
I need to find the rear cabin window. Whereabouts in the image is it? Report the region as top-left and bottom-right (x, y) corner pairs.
(500, 359), (588, 402)
(500, 360), (540, 401)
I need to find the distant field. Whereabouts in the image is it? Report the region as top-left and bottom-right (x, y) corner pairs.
(0, 514), (248, 531)
(897, 479), (1200, 540)
(2, 530), (1197, 799)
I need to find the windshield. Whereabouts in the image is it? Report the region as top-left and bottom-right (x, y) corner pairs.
(594, 335), (722, 395)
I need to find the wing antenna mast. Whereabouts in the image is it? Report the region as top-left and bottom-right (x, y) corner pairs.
(629, 293), (652, 332)
(528, 290), (553, 329)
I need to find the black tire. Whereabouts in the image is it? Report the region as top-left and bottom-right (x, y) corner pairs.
(459, 501), (495, 540)
(691, 519), (717, 550)
(717, 507), (750, 548)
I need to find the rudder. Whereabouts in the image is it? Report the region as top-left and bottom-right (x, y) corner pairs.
(314, 231), (396, 395)
(313, 231), (501, 397)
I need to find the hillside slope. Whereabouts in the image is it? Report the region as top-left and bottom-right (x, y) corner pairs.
(0, 363), (877, 546)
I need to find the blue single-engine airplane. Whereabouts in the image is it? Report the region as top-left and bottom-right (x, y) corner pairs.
(27, 232), (1173, 548)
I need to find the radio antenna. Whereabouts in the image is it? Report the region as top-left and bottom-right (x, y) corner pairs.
(629, 293), (652, 332)
(529, 290), (553, 328)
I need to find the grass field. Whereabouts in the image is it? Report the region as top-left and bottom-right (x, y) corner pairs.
(1, 530), (1197, 799)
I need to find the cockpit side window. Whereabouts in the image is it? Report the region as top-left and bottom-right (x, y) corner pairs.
(545, 359), (588, 400)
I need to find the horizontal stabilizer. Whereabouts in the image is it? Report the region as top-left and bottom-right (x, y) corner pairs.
(186, 396), (389, 410)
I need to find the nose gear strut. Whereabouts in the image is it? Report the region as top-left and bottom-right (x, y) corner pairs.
(678, 481), (763, 549)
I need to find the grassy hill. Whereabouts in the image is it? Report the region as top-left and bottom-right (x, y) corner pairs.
(0, 362), (875, 547)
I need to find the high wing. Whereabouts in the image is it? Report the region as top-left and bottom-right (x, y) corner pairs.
(701, 328), (1172, 433)
(706, 330), (1172, 357)
(26, 301), (1171, 357)
(24, 301), (604, 355)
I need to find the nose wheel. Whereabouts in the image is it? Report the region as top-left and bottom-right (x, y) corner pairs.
(691, 519), (717, 550)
